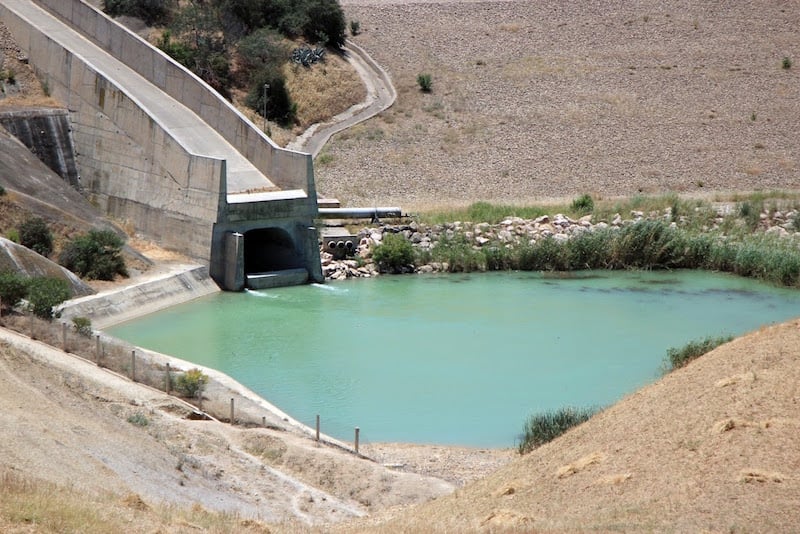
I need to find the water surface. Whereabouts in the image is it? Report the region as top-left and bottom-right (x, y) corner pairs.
(108, 270), (800, 447)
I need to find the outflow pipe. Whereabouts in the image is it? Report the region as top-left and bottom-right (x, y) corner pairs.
(318, 207), (402, 219)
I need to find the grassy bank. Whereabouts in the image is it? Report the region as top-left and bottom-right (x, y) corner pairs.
(394, 194), (800, 288)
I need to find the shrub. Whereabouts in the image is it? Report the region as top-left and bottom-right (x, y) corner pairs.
(72, 316), (93, 337)
(236, 28), (287, 73)
(176, 368), (209, 399)
(570, 193), (594, 214)
(127, 412), (149, 427)
(372, 232), (415, 273)
(244, 68), (295, 127)
(19, 217), (53, 257)
(519, 407), (597, 454)
(0, 271), (29, 312)
(782, 56), (792, 69)
(59, 229), (128, 281)
(299, 0), (347, 49)
(0, 184), (5, 195)
(27, 277), (70, 319)
(664, 335), (733, 371)
(5, 228), (18, 243)
(417, 73), (433, 93)
(104, 0), (175, 26)
(349, 20), (361, 36)
(430, 233), (483, 272)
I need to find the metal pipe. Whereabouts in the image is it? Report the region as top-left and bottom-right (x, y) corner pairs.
(318, 207), (402, 219)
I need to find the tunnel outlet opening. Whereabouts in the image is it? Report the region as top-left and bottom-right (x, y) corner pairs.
(243, 228), (304, 275)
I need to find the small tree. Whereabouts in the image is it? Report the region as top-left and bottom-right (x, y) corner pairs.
(417, 73), (433, 93)
(27, 277), (70, 319)
(19, 217), (53, 257)
(59, 229), (128, 281)
(0, 271), (29, 312)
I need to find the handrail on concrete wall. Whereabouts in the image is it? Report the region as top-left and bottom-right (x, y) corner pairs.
(35, 0), (315, 197)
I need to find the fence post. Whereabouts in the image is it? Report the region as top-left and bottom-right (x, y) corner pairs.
(131, 350), (136, 382)
(95, 334), (101, 365)
(61, 322), (67, 351)
(316, 414), (320, 442)
(230, 398), (235, 424)
(354, 427), (360, 454)
(29, 313), (34, 338)
(262, 416), (266, 427)
(165, 363), (171, 394)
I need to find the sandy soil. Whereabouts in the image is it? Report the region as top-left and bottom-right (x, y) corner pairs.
(316, 0), (800, 209)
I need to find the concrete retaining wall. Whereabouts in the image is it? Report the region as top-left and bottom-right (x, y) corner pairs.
(0, 108), (80, 186)
(0, 2), (225, 261)
(37, 0), (315, 195)
(60, 265), (220, 329)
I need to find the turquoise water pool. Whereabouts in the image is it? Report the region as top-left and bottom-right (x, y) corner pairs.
(108, 270), (800, 447)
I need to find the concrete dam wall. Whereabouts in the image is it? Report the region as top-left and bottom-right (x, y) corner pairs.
(0, 108), (80, 187)
(0, 0), (323, 288)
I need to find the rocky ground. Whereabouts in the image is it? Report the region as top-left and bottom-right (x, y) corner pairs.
(316, 0), (799, 210)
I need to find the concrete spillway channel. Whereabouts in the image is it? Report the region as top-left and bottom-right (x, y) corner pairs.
(0, 0), (322, 290)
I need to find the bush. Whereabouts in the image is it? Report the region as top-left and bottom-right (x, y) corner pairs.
(27, 277), (71, 319)
(19, 217), (53, 257)
(104, 0), (175, 26)
(570, 193), (594, 214)
(417, 73), (433, 93)
(782, 56), (792, 69)
(176, 368), (209, 399)
(430, 233), (483, 272)
(0, 271), (29, 312)
(372, 233), (415, 273)
(127, 412), (149, 427)
(665, 335), (733, 371)
(72, 317), (93, 337)
(519, 407), (597, 454)
(349, 20), (361, 36)
(245, 68), (295, 127)
(59, 229), (128, 281)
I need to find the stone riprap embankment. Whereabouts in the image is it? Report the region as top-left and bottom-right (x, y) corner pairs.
(321, 208), (800, 280)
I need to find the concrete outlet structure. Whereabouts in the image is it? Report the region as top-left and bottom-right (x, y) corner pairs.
(0, 0), (323, 290)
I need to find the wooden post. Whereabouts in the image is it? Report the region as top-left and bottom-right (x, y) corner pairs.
(315, 414), (320, 442)
(230, 398), (235, 424)
(354, 427), (360, 454)
(61, 322), (67, 351)
(29, 313), (34, 338)
(131, 350), (136, 382)
(95, 334), (101, 365)
(165, 363), (171, 394)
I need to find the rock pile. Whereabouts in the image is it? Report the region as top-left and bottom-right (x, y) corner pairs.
(320, 207), (800, 281)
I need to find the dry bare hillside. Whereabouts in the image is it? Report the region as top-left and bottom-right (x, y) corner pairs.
(319, 0), (799, 209)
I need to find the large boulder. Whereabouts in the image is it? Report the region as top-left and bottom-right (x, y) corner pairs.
(0, 237), (94, 297)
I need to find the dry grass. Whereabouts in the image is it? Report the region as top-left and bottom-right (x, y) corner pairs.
(0, 469), (274, 533)
(285, 51), (365, 127)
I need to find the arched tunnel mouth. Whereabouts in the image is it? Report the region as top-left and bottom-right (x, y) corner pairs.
(243, 227), (304, 275)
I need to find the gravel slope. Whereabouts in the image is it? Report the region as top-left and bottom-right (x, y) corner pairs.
(317, 0), (799, 209)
